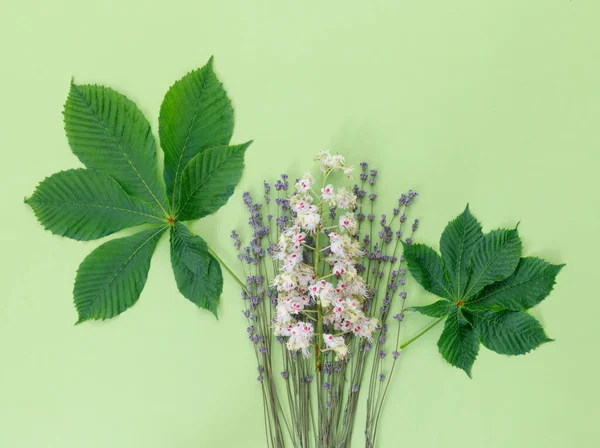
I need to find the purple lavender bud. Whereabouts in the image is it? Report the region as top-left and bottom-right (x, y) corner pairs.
(368, 213), (375, 221)
(281, 371), (289, 379)
(352, 385), (360, 393)
(242, 191), (252, 207)
(408, 190), (418, 198)
(264, 181), (271, 195)
(365, 343), (372, 352)
(281, 173), (288, 181)
(396, 230), (402, 239)
(405, 238), (413, 244)
(378, 373), (386, 382)
(399, 291), (408, 299)
(257, 375), (264, 382)
(405, 199), (412, 206)
(230, 230), (241, 250)
(247, 326), (255, 334)
(379, 351), (387, 359)
(369, 177), (376, 185)
(259, 345), (267, 354)
(393, 208), (400, 216)
(326, 401), (331, 409)
(324, 383), (331, 390)
(304, 376), (313, 383)
(369, 193), (377, 201)
(412, 219), (419, 231)
(325, 362), (332, 376)
(399, 277), (406, 286)
(257, 365), (264, 373)
(370, 169), (378, 176)
(334, 364), (342, 372)
(277, 336), (285, 344)
(379, 336), (387, 344)
(399, 214), (407, 223)
(393, 313), (404, 321)
(399, 268), (406, 275)
(242, 310), (251, 318)
(392, 351), (401, 360)
(357, 212), (365, 222)
(360, 173), (368, 181)
(360, 162), (368, 171)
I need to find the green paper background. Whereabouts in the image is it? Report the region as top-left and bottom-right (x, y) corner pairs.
(1, 1), (598, 446)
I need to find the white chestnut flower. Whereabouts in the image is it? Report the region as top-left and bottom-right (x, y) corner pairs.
(323, 334), (348, 361)
(321, 184), (335, 201)
(295, 172), (314, 193)
(335, 187), (356, 210)
(338, 213), (357, 234)
(274, 273), (296, 292)
(298, 211), (321, 232)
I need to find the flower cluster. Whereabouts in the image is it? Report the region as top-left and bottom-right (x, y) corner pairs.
(272, 151), (377, 361)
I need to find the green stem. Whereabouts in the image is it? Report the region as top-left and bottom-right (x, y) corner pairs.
(399, 317), (445, 350)
(314, 170), (331, 373)
(207, 247), (250, 295)
(315, 237), (323, 372)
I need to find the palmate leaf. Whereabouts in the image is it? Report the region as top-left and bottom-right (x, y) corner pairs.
(440, 205), (482, 299)
(402, 205), (562, 377)
(467, 257), (564, 311)
(437, 308), (479, 377)
(402, 242), (454, 300)
(25, 168), (163, 241)
(74, 226), (166, 323)
(27, 57), (248, 322)
(64, 83), (169, 215)
(177, 142), (251, 221)
(159, 56), (234, 210)
(465, 309), (552, 356)
(170, 223), (223, 317)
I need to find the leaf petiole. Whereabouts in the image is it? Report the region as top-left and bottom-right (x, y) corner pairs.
(399, 316), (445, 350)
(207, 246), (251, 296)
